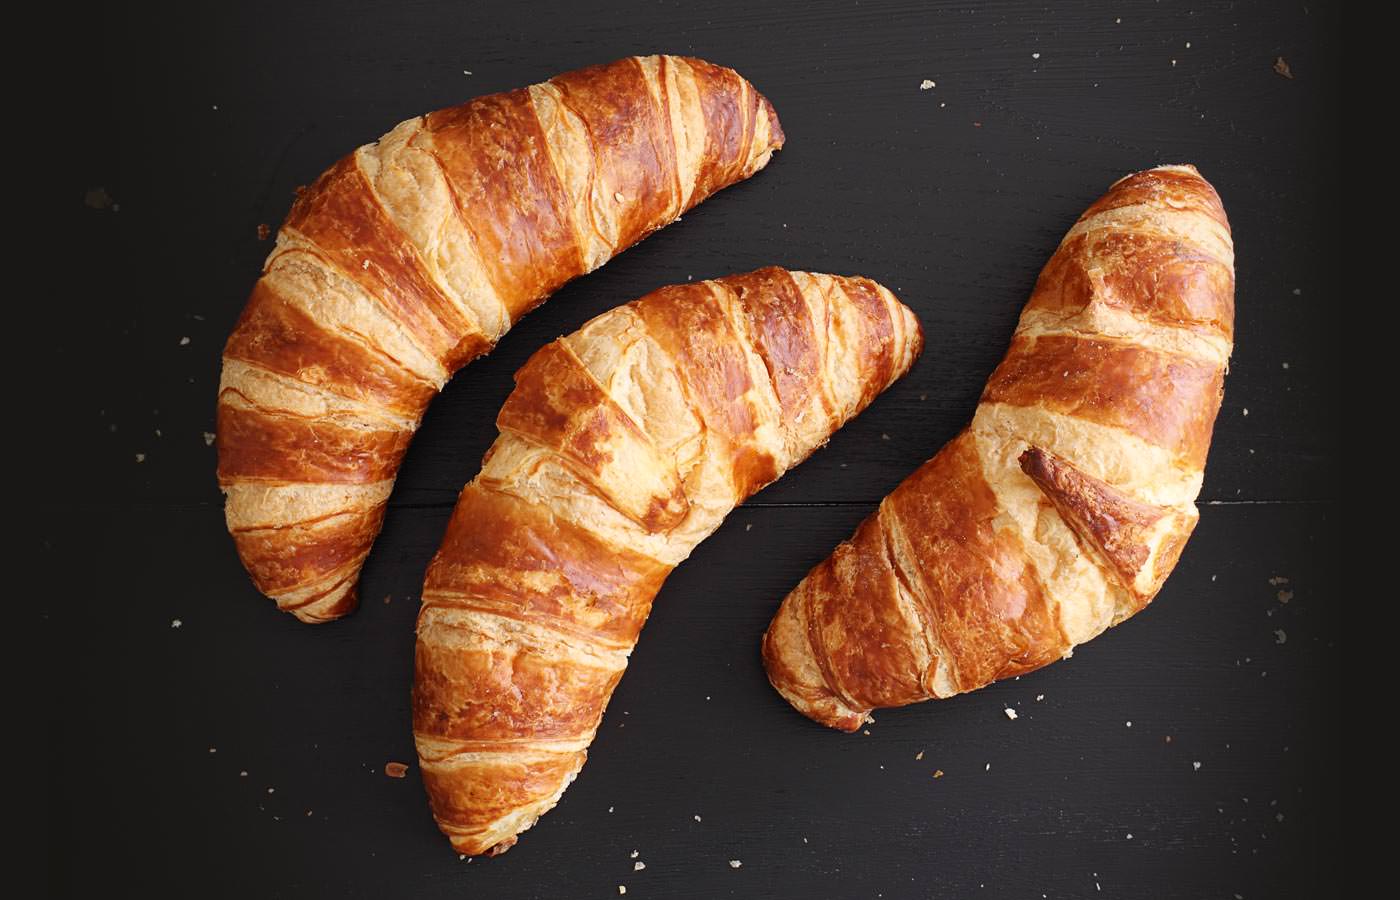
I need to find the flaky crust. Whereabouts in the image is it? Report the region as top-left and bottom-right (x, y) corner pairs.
(217, 56), (785, 622)
(414, 268), (923, 854)
(762, 165), (1235, 731)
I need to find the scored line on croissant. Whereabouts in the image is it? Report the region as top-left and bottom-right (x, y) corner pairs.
(762, 165), (1235, 731)
(414, 267), (923, 855)
(216, 56), (784, 622)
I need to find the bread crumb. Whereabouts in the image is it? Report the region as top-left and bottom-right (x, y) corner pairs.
(361, 259), (370, 270)
(614, 191), (626, 203)
(1273, 56), (1293, 79)
(240, 770), (248, 777)
(208, 747), (216, 754)
(1126, 833), (1133, 840)
(1035, 694), (1045, 701)
(634, 861), (646, 871)
(171, 619), (182, 628)
(1126, 721), (1132, 728)
(203, 432), (216, 446)
(1031, 52), (1041, 59)
(1269, 576), (1290, 585)
(618, 886), (626, 895)
(179, 336), (191, 346)
(984, 763), (990, 772)
(693, 814), (702, 822)
(932, 769), (944, 778)
(384, 761), (409, 778)
(919, 79), (935, 90)
(915, 750), (924, 760)
(630, 850), (639, 859)
(1004, 708), (1017, 720)
(1274, 629), (1287, 645)
(1193, 761), (1202, 771)
(1278, 590), (1293, 604)
(256, 223), (270, 240)
(135, 453), (146, 463)
(728, 860), (742, 869)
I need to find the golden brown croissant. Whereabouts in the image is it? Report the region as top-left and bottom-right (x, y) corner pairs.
(216, 56), (784, 622)
(414, 267), (923, 854)
(763, 165), (1234, 731)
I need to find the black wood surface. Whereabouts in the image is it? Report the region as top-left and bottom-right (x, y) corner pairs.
(55, 1), (1338, 897)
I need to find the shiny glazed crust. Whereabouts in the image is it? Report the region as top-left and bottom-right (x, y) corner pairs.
(217, 56), (785, 622)
(414, 268), (923, 854)
(762, 165), (1235, 731)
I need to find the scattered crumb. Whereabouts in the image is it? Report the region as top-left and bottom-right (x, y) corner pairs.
(634, 861), (646, 871)
(1292, 288), (1302, 296)
(135, 453), (146, 463)
(208, 747), (217, 754)
(383, 595), (393, 604)
(1193, 761), (1202, 771)
(179, 336), (191, 346)
(984, 763), (990, 772)
(862, 729), (871, 735)
(361, 259), (370, 270)
(919, 79), (936, 90)
(1274, 629), (1287, 645)
(1035, 694), (1045, 702)
(1273, 56), (1293, 79)
(268, 787), (275, 794)
(203, 432), (217, 446)
(1281, 362), (1290, 370)
(1031, 52), (1041, 59)
(972, 121), (982, 127)
(728, 860), (742, 869)
(85, 187), (116, 210)
(1004, 708), (1017, 720)
(384, 761), (409, 778)
(240, 770), (248, 777)
(1126, 721), (1132, 728)
(171, 619), (182, 629)
(1276, 813), (1284, 822)
(618, 887), (626, 895)
(1269, 576), (1290, 586)
(609, 806), (614, 813)
(630, 850), (639, 859)
(1126, 833), (1133, 840)
(694, 815), (702, 823)
(881, 433), (890, 441)
(915, 750), (924, 760)
(1242, 408), (1249, 416)
(1165, 735), (1173, 743)
(256, 223), (270, 240)
(463, 70), (473, 76)
(1278, 590), (1293, 604)
(614, 191), (626, 203)
(745, 523), (752, 531)
(932, 769), (944, 779)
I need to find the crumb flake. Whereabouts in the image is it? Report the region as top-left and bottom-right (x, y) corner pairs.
(630, 850), (639, 859)
(634, 861), (646, 871)
(1273, 56), (1293, 79)
(728, 860), (742, 869)
(203, 432), (216, 446)
(915, 750), (924, 760)
(1278, 590), (1293, 604)
(1004, 708), (1017, 720)
(618, 887), (626, 895)
(1035, 694), (1045, 701)
(179, 336), (191, 346)
(384, 761), (409, 778)
(1193, 761), (1202, 771)
(135, 453), (146, 463)
(919, 79), (936, 90)
(932, 769), (944, 779)
(1274, 629), (1287, 645)
(171, 618), (182, 628)
(693, 814), (702, 823)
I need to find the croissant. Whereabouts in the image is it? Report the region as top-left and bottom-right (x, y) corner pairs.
(216, 56), (784, 622)
(762, 165), (1234, 730)
(414, 267), (923, 854)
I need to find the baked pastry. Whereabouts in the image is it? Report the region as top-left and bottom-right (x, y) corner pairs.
(217, 56), (784, 621)
(414, 267), (923, 853)
(762, 165), (1234, 730)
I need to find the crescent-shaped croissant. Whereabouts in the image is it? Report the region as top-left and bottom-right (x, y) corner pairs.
(763, 165), (1234, 730)
(217, 56), (784, 622)
(414, 267), (923, 854)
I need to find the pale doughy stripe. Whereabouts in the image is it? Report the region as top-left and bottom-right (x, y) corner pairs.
(1063, 203), (1234, 266)
(218, 359), (419, 431)
(528, 82), (612, 271)
(971, 402), (1205, 507)
(1015, 305), (1231, 366)
(224, 481), (394, 531)
(263, 240), (450, 387)
(416, 604), (633, 669)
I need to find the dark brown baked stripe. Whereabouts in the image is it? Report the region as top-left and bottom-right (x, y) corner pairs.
(550, 57), (679, 252)
(729, 267), (831, 423)
(421, 750), (581, 846)
(424, 88), (585, 323)
(231, 504), (386, 595)
(982, 333), (1225, 469)
(425, 483), (670, 647)
(1027, 230), (1235, 341)
(1081, 167), (1230, 231)
(886, 431), (1066, 694)
(215, 402), (412, 485)
(223, 280), (437, 416)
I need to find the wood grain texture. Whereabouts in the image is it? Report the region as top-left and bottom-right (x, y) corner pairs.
(52, 0), (1338, 897)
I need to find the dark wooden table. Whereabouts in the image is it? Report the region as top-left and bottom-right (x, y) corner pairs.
(55, 1), (1337, 896)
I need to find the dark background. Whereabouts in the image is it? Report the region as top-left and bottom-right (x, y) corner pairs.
(54, 1), (1338, 896)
